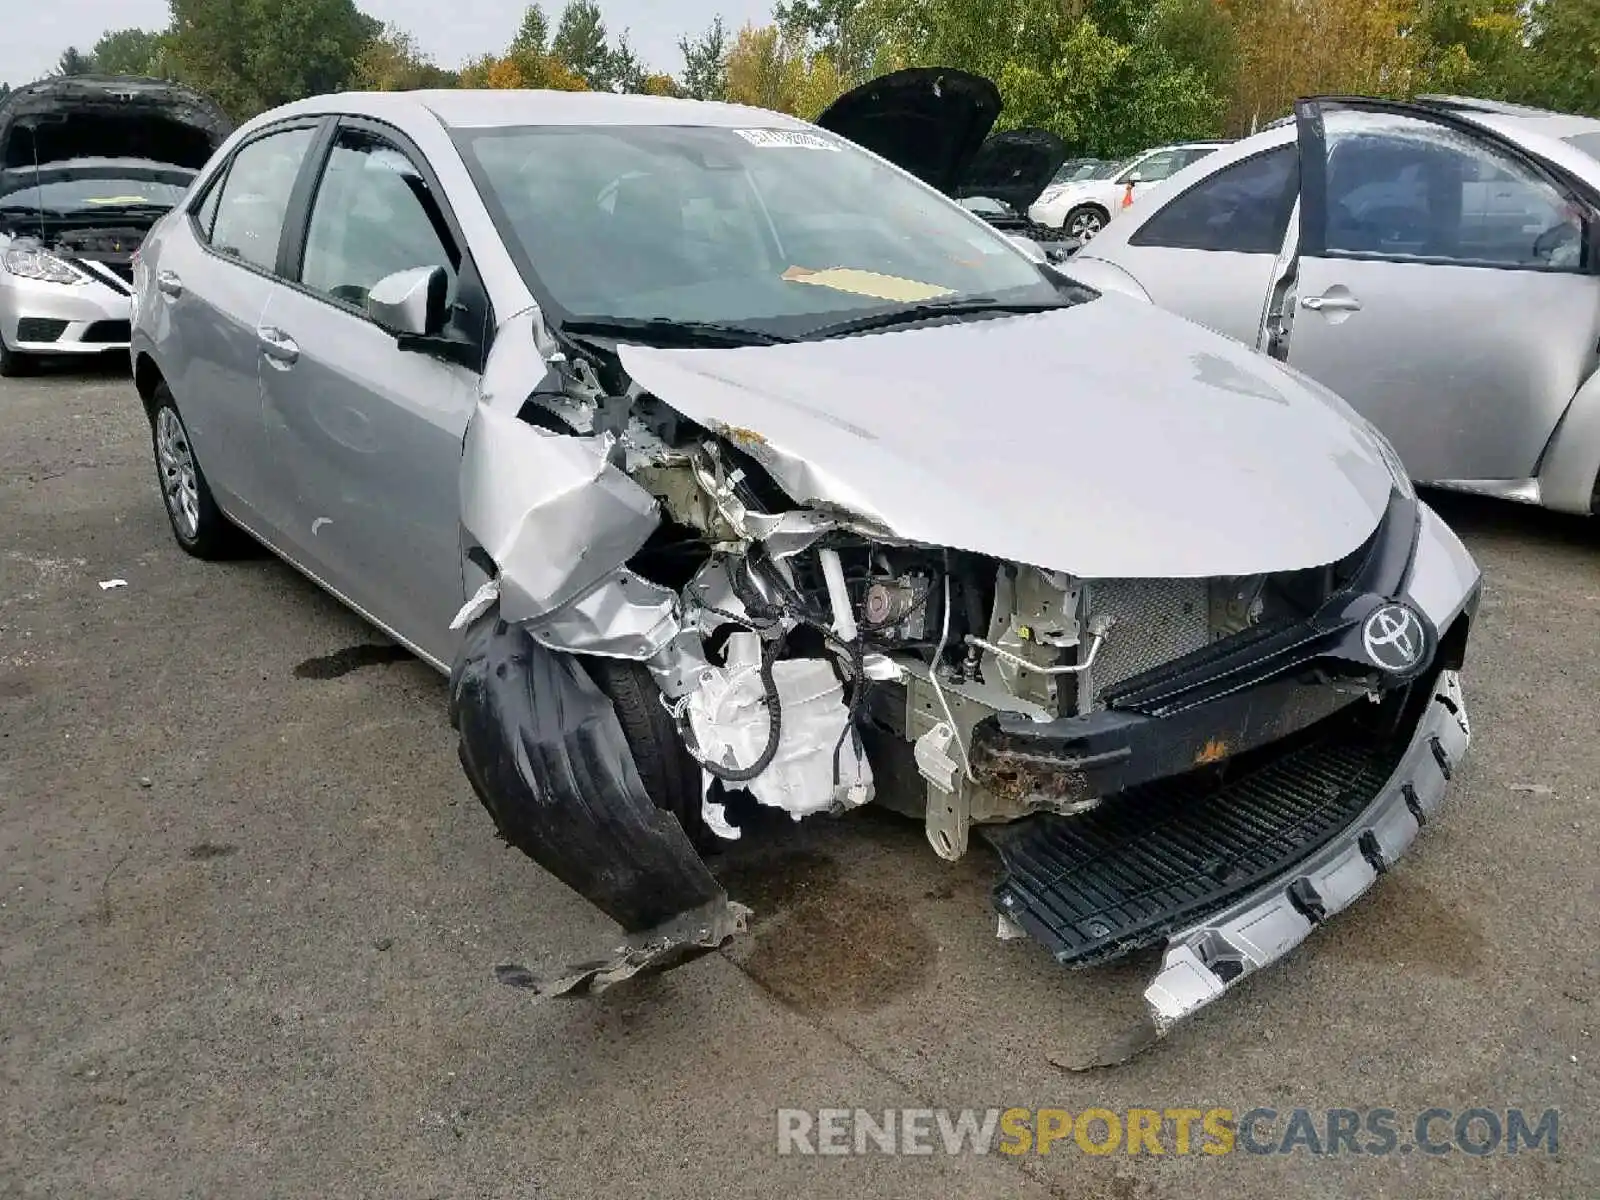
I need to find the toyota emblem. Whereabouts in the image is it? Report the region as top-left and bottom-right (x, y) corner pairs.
(1362, 603), (1425, 673)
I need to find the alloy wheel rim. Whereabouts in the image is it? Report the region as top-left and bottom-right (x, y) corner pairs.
(1069, 211), (1103, 238)
(155, 408), (201, 540)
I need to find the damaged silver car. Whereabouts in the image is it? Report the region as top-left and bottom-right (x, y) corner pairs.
(128, 89), (1481, 1038)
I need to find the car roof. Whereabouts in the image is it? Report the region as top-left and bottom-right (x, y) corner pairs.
(257, 88), (815, 133)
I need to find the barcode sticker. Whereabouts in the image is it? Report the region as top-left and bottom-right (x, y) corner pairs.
(734, 128), (841, 151)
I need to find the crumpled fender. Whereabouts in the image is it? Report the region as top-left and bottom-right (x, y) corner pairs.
(459, 403), (661, 623)
(449, 606), (747, 994)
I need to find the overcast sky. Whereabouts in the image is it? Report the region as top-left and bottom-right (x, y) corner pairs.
(3, 0), (776, 91)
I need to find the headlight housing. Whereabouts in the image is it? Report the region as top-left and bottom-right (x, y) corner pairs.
(3, 247), (87, 285)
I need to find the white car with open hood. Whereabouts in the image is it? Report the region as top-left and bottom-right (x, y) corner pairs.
(0, 74), (232, 374)
(126, 87), (1481, 1049)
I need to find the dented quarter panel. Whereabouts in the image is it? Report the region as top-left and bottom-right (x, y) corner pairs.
(619, 293), (1397, 580)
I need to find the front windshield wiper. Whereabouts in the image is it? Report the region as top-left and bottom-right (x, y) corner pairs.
(0, 204), (70, 218)
(559, 315), (792, 349)
(804, 297), (1079, 342)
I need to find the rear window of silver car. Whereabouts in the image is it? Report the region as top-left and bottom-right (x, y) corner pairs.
(454, 124), (1059, 330)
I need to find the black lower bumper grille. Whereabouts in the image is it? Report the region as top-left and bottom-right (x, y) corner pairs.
(82, 319), (131, 344)
(16, 317), (69, 343)
(989, 715), (1409, 966)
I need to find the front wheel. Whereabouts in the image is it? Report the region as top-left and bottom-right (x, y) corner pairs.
(0, 332), (35, 377)
(1065, 205), (1108, 240)
(149, 383), (243, 559)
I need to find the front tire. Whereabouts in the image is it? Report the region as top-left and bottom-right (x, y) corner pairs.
(0, 332), (35, 377)
(1065, 205), (1108, 240)
(149, 383), (242, 559)
(584, 657), (709, 845)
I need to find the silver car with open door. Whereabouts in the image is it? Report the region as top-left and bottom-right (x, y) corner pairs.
(1072, 95), (1600, 514)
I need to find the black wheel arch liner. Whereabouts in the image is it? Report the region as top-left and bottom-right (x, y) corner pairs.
(448, 606), (728, 937)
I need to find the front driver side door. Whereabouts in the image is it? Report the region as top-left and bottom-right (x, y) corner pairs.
(258, 120), (490, 666)
(1279, 99), (1600, 483)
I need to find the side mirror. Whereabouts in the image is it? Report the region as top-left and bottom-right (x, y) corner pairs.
(1125, 170), (1145, 185)
(366, 265), (449, 337)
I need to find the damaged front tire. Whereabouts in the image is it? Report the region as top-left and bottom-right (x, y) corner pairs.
(582, 657), (708, 845)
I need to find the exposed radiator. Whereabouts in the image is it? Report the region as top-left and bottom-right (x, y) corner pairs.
(1085, 578), (1211, 697)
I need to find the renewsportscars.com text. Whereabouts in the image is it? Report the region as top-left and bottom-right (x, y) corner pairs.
(775, 1106), (1560, 1157)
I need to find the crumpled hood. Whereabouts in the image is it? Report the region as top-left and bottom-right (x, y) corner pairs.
(0, 75), (230, 191)
(618, 294), (1397, 579)
(815, 67), (1002, 197)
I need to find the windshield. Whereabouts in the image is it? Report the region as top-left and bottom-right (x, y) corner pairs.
(456, 124), (1069, 337)
(0, 174), (192, 214)
(1087, 157), (1133, 179)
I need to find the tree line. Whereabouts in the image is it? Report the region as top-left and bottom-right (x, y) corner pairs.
(21, 0), (1600, 158)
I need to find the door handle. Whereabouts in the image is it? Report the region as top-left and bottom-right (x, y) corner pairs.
(1301, 293), (1363, 313)
(156, 270), (183, 298)
(257, 325), (300, 366)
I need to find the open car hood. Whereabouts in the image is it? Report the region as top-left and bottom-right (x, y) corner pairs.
(815, 67), (1002, 197)
(617, 293), (1398, 580)
(0, 75), (230, 195)
(959, 127), (1070, 210)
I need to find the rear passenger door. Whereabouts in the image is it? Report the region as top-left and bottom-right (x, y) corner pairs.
(258, 119), (491, 665)
(154, 121), (321, 523)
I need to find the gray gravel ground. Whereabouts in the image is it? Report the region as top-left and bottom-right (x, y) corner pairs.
(2, 363), (1596, 1199)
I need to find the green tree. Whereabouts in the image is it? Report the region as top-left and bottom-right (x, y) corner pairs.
(353, 23), (454, 90)
(91, 28), (166, 76)
(55, 47), (96, 76)
(1518, 0), (1600, 114)
(609, 32), (648, 93)
(166, 0), (379, 118)
(679, 15), (730, 100)
(510, 4), (551, 57)
(552, 0), (613, 90)
(774, 0), (878, 84)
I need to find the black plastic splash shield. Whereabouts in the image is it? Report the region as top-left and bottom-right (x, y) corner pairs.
(987, 713), (1410, 967)
(449, 608), (730, 936)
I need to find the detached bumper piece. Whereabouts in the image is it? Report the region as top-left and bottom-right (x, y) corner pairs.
(450, 609), (746, 997)
(991, 670), (1469, 1035)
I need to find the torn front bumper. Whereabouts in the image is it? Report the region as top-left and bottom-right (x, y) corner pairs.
(991, 669), (1470, 1038)
(1143, 669), (1469, 1030)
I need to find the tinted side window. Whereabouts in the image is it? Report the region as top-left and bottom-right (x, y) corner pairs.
(208, 127), (316, 271)
(1320, 111), (1581, 268)
(298, 128), (459, 311)
(1130, 146), (1298, 253)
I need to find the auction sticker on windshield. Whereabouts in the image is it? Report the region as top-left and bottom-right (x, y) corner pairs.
(735, 129), (841, 151)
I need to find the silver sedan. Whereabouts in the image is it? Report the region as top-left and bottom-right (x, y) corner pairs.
(128, 89), (1480, 1041)
(1068, 94), (1600, 515)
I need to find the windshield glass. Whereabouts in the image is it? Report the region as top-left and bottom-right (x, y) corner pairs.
(1087, 157), (1132, 179)
(456, 124), (1069, 336)
(0, 173), (192, 214)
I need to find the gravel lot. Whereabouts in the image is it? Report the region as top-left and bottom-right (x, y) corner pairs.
(2, 363), (1596, 1199)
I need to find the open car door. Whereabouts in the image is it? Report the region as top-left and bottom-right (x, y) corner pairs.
(1272, 97), (1600, 485)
